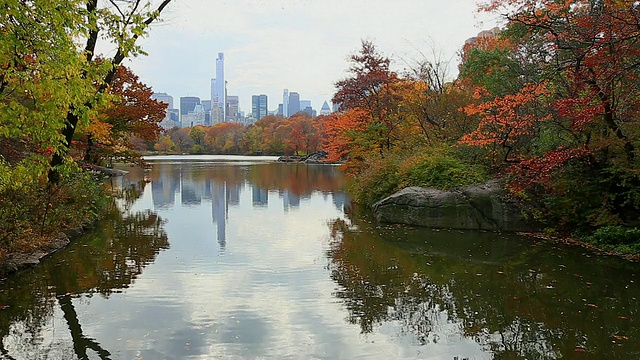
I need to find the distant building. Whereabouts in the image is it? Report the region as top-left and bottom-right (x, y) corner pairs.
(180, 96), (200, 117)
(169, 109), (180, 127)
(282, 89), (289, 117)
(320, 101), (332, 116)
(299, 100), (311, 111)
(201, 100), (212, 125)
(152, 92), (173, 109)
(211, 53), (226, 123)
(287, 91), (300, 116)
(152, 92), (177, 130)
(244, 115), (257, 126)
(252, 94), (268, 120)
(464, 27), (501, 48)
(227, 95), (239, 122)
(302, 106), (316, 117)
(191, 104), (206, 127)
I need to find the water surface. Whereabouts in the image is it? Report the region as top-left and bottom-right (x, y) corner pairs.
(0, 156), (638, 359)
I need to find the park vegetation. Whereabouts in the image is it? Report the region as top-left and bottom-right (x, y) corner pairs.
(2, 0), (639, 258)
(148, 0), (640, 253)
(0, 0), (171, 260)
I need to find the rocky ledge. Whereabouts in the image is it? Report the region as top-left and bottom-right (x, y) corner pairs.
(0, 221), (96, 277)
(277, 151), (330, 164)
(372, 180), (539, 232)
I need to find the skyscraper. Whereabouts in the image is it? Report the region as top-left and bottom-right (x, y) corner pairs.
(201, 100), (212, 125)
(152, 92), (173, 109)
(252, 94), (268, 120)
(288, 91), (300, 116)
(299, 100), (311, 111)
(211, 53), (226, 124)
(227, 95), (239, 122)
(320, 101), (332, 116)
(282, 89), (289, 118)
(180, 96), (200, 126)
(152, 92), (176, 129)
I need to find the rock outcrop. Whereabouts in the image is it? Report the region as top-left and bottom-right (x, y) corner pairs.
(0, 219), (98, 277)
(372, 180), (539, 232)
(277, 151), (330, 164)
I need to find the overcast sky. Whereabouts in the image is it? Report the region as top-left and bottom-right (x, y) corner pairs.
(125, 0), (499, 114)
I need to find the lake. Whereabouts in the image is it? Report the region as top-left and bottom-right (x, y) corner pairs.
(0, 155), (639, 359)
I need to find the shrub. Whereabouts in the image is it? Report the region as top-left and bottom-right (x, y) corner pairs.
(349, 153), (402, 207)
(584, 226), (640, 246)
(398, 149), (488, 191)
(0, 161), (109, 259)
(349, 146), (489, 206)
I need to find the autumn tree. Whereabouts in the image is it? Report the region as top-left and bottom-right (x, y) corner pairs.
(461, 0), (640, 227)
(254, 115), (287, 154)
(332, 40), (403, 156)
(460, 82), (553, 167)
(189, 126), (206, 153)
(48, 0), (173, 183)
(240, 125), (263, 155)
(1, 1), (88, 175)
(83, 66), (166, 164)
(168, 127), (193, 153)
(154, 135), (175, 153)
(204, 123), (244, 154)
(323, 109), (370, 165)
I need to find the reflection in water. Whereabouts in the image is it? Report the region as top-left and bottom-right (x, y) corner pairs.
(327, 212), (640, 359)
(0, 178), (168, 359)
(59, 294), (111, 360)
(2, 157), (639, 359)
(148, 162), (348, 251)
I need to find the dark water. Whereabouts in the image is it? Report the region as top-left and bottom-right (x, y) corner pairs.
(0, 156), (639, 359)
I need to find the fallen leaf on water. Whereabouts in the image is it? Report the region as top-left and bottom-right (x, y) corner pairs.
(618, 316), (629, 320)
(0, 305), (9, 310)
(575, 347), (586, 352)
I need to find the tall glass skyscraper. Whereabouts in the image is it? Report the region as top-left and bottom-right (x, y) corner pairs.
(288, 91), (300, 116)
(211, 53), (226, 123)
(252, 94), (268, 120)
(282, 89), (289, 118)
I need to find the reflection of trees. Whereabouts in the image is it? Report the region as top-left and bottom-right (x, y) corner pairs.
(326, 216), (640, 358)
(59, 294), (111, 359)
(0, 180), (168, 358)
(145, 161), (346, 199)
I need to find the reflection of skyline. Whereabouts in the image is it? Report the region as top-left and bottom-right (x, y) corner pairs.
(181, 171), (203, 206)
(211, 180), (227, 250)
(280, 189), (300, 212)
(252, 186), (268, 207)
(332, 191), (347, 212)
(147, 162), (349, 251)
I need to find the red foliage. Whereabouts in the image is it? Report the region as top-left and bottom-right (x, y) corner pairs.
(103, 66), (167, 142)
(460, 82), (552, 162)
(508, 147), (593, 192)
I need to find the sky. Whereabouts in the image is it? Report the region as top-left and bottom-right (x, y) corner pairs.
(125, 0), (499, 115)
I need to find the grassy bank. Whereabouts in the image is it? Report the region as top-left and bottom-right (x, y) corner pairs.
(0, 166), (110, 261)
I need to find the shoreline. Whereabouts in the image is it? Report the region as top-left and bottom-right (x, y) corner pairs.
(0, 220), (97, 277)
(518, 231), (640, 261)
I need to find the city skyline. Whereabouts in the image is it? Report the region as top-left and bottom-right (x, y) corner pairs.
(126, 0), (498, 121)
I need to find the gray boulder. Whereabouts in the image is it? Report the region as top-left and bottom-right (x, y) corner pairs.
(372, 180), (538, 232)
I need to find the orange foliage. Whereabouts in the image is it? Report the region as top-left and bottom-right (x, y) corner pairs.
(461, 83), (551, 145)
(322, 109), (370, 162)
